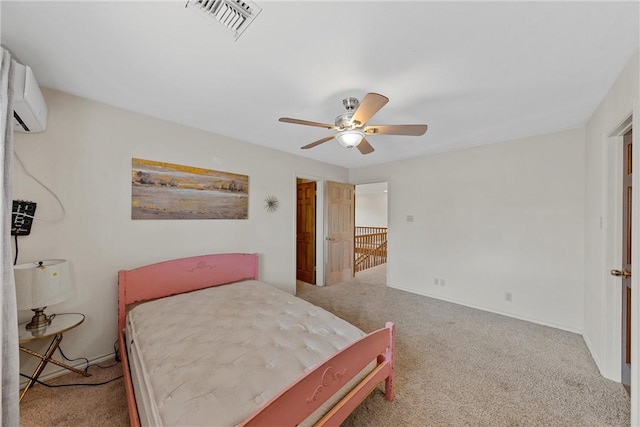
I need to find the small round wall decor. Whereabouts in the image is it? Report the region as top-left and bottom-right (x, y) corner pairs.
(264, 195), (279, 212)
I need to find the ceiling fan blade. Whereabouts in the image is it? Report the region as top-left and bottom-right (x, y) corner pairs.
(301, 135), (334, 150)
(350, 93), (389, 126)
(357, 137), (375, 155)
(279, 117), (337, 130)
(364, 124), (428, 136)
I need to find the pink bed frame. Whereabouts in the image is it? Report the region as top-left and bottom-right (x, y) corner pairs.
(118, 253), (394, 427)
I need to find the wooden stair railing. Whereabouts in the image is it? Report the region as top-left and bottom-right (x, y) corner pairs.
(355, 227), (387, 273)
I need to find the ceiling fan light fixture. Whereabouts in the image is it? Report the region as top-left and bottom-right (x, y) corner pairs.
(336, 129), (364, 148)
(280, 92), (428, 155)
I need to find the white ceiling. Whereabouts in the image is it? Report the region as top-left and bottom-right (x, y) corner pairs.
(2, 1), (639, 169)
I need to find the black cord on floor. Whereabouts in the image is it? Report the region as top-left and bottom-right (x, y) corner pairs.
(94, 361), (119, 369)
(20, 373), (123, 388)
(21, 340), (123, 388)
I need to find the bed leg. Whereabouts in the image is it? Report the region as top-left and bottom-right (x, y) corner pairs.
(384, 321), (395, 401)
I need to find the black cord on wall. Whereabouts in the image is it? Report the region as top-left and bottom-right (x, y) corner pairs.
(57, 344), (90, 373)
(13, 235), (18, 265)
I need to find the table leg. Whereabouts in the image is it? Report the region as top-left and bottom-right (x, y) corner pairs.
(19, 347), (91, 377)
(19, 333), (91, 401)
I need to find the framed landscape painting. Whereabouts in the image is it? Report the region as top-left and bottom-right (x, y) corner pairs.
(131, 158), (249, 220)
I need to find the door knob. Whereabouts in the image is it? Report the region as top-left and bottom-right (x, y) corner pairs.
(325, 236), (335, 241)
(610, 268), (631, 278)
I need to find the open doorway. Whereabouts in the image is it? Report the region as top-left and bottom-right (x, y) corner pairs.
(355, 182), (388, 275)
(295, 179), (388, 288)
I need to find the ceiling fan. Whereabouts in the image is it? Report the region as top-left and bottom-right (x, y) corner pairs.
(279, 93), (428, 155)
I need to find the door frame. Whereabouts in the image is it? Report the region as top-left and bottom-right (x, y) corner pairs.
(293, 174), (325, 287)
(355, 181), (389, 274)
(605, 105), (639, 424)
(353, 179), (391, 286)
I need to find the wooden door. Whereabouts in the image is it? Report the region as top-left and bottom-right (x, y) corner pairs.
(621, 129), (632, 391)
(296, 181), (316, 284)
(326, 181), (355, 285)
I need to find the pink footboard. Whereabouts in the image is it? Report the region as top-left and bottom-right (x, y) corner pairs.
(118, 253), (395, 427)
(241, 322), (395, 427)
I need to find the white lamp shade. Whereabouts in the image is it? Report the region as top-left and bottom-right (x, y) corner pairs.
(14, 259), (71, 310)
(336, 129), (364, 148)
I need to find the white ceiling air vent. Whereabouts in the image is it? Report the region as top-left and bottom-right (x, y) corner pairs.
(186, 0), (262, 41)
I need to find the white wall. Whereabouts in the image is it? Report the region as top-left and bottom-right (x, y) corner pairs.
(350, 128), (586, 332)
(583, 49), (639, 396)
(355, 185), (387, 227)
(13, 88), (348, 375)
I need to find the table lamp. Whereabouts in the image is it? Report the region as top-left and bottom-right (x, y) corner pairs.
(14, 259), (71, 330)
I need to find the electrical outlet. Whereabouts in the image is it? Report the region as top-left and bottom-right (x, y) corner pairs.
(439, 279), (446, 286)
(433, 278), (439, 286)
(11, 200), (37, 236)
(505, 292), (512, 302)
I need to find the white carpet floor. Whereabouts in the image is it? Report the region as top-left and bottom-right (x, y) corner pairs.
(297, 264), (630, 426)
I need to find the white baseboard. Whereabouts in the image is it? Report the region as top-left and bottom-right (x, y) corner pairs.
(582, 333), (606, 376)
(390, 284), (584, 335)
(19, 352), (117, 388)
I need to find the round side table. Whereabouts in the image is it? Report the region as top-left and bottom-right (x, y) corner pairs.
(19, 313), (91, 401)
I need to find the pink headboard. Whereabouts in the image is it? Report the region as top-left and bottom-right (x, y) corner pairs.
(118, 253), (258, 333)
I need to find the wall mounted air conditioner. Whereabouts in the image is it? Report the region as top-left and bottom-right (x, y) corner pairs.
(13, 62), (47, 133)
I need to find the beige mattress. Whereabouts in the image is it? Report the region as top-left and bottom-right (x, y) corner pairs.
(125, 280), (368, 426)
